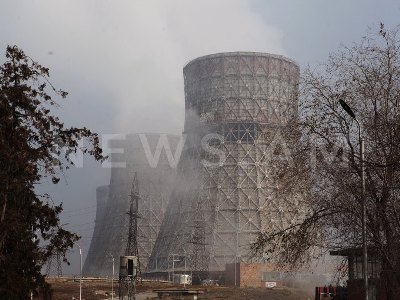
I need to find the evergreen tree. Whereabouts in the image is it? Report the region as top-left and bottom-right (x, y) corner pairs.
(0, 46), (105, 299)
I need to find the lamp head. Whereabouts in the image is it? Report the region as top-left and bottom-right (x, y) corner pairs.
(339, 99), (356, 119)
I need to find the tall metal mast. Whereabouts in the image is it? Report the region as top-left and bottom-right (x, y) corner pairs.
(119, 172), (141, 300)
(188, 200), (209, 283)
(126, 173), (139, 257)
(46, 252), (63, 277)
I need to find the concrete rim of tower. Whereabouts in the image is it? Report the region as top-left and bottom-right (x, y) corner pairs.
(183, 51), (299, 70)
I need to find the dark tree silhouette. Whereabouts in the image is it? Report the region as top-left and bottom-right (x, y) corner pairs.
(0, 46), (105, 299)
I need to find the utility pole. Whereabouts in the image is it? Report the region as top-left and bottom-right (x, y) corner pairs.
(361, 137), (368, 300)
(31, 229), (35, 300)
(109, 253), (115, 300)
(76, 244), (82, 300)
(339, 99), (368, 300)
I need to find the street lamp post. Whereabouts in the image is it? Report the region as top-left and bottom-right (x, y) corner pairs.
(339, 99), (368, 300)
(76, 244), (82, 300)
(109, 253), (115, 300)
(31, 229), (36, 300)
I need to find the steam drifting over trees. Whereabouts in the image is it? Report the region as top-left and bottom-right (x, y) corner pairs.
(253, 24), (400, 298)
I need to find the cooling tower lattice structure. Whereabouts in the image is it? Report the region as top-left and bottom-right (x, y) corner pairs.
(148, 52), (302, 273)
(83, 133), (180, 276)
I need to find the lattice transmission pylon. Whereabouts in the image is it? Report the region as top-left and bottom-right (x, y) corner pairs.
(119, 172), (141, 300)
(187, 199), (209, 283)
(46, 252), (63, 277)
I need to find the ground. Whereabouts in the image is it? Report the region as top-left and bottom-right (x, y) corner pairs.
(46, 278), (313, 300)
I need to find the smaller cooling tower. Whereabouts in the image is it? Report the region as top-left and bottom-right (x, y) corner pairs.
(83, 133), (181, 276)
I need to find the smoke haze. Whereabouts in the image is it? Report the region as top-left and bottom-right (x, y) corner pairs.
(0, 0), (398, 275)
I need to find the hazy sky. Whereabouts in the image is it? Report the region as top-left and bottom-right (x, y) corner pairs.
(1, 0), (399, 275)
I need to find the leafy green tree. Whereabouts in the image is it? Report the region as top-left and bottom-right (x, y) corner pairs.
(0, 46), (105, 299)
(253, 24), (400, 299)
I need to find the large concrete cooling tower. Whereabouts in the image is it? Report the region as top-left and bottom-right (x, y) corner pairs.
(83, 133), (180, 276)
(148, 52), (302, 275)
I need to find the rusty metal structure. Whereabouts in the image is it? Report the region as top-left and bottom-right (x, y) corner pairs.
(83, 133), (180, 276)
(147, 52), (301, 275)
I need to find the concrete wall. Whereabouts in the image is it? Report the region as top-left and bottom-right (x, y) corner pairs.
(225, 263), (279, 288)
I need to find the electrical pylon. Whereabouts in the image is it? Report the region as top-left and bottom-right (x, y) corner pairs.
(188, 201), (209, 284)
(46, 252), (63, 277)
(119, 172), (141, 300)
